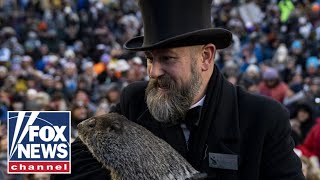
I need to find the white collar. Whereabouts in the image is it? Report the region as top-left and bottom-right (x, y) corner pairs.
(190, 95), (206, 109)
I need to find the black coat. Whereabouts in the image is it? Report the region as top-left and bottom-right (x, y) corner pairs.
(52, 68), (305, 180)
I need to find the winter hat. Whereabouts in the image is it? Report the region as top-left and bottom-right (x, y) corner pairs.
(263, 68), (279, 80)
(306, 56), (319, 69)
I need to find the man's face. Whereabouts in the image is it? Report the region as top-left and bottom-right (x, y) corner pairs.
(145, 46), (202, 124)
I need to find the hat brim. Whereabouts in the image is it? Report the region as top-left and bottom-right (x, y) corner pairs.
(123, 28), (233, 51)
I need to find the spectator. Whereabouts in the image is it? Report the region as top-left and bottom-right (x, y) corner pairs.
(70, 102), (90, 138)
(304, 56), (319, 78)
(105, 84), (121, 108)
(259, 67), (289, 103)
(238, 77), (260, 94)
(290, 103), (315, 145)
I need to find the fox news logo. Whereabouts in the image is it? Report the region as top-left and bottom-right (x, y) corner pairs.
(7, 111), (71, 174)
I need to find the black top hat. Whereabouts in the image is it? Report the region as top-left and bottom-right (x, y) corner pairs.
(123, 0), (233, 51)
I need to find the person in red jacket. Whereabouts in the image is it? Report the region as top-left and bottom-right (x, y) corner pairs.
(297, 117), (320, 159)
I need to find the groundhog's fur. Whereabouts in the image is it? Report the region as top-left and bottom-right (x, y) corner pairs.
(78, 113), (204, 180)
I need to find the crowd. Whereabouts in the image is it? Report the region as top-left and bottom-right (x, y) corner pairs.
(0, 0), (319, 179)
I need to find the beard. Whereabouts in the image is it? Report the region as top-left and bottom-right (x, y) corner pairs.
(145, 60), (202, 124)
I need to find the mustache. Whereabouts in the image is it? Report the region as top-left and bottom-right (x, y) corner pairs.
(148, 75), (177, 90)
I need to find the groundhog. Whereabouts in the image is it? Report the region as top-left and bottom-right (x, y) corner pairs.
(77, 113), (207, 180)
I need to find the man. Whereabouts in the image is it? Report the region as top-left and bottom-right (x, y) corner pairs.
(52, 0), (304, 179)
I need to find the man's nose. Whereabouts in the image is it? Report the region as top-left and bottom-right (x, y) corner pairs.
(149, 61), (164, 79)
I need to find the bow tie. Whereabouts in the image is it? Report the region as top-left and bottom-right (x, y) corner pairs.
(184, 106), (202, 131)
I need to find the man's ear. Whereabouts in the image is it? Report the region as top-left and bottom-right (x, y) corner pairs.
(201, 43), (216, 71)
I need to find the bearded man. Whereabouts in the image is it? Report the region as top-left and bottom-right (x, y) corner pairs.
(52, 0), (304, 179)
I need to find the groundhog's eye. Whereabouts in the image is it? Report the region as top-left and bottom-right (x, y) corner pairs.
(110, 123), (122, 132)
(88, 119), (96, 128)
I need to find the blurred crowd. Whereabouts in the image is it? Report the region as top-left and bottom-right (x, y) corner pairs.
(0, 0), (319, 179)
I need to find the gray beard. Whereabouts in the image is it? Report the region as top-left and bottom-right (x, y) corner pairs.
(145, 61), (202, 124)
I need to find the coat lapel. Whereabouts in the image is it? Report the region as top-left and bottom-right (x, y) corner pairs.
(190, 66), (241, 171)
(208, 78), (241, 153)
